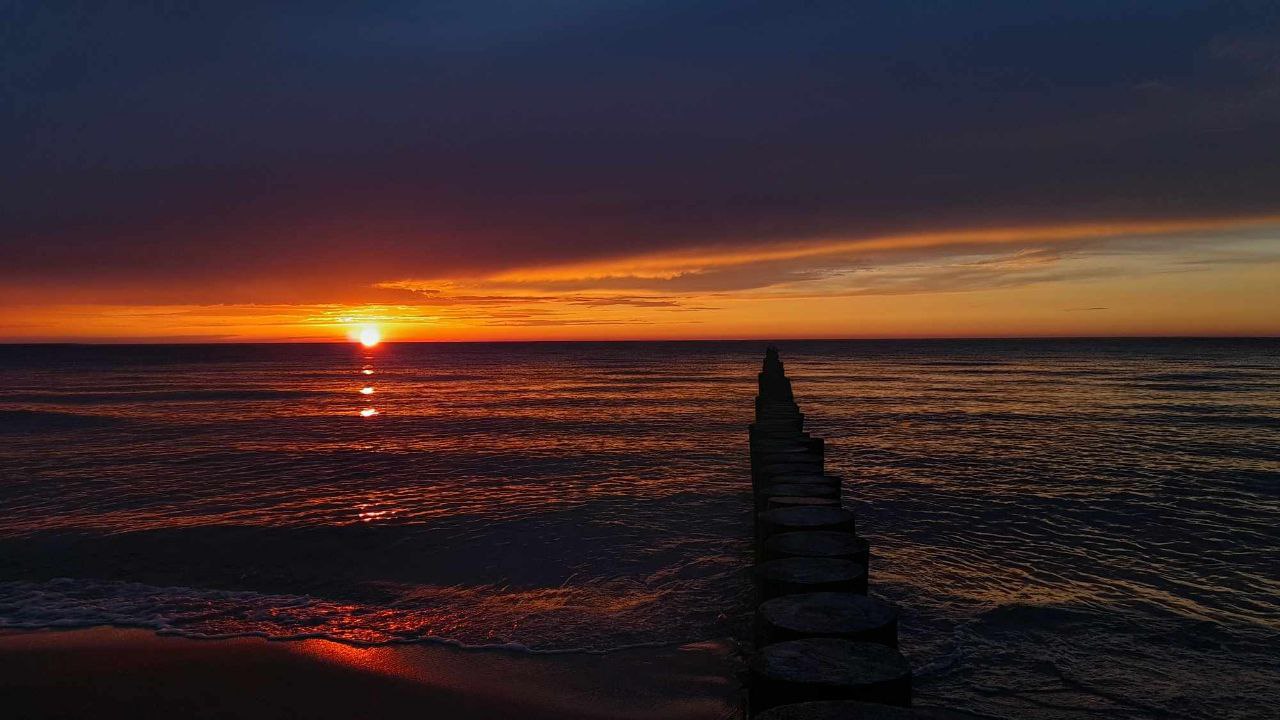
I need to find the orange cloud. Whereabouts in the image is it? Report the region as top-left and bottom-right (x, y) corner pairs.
(466, 213), (1280, 285)
(5, 214), (1278, 342)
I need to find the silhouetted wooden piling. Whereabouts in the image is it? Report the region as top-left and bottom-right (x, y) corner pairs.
(757, 484), (840, 513)
(766, 496), (842, 511)
(756, 456), (824, 474)
(751, 639), (911, 710)
(757, 593), (898, 647)
(748, 346), (911, 716)
(762, 507), (856, 537)
(762, 532), (871, 566)
(757, 460), (824, 475)
(756, 558), (868, 599)
(764, 481), (839, 496)
(755, 701), (973, 720)
(752, 443), (820, 456)
(766, 473), (842, 486)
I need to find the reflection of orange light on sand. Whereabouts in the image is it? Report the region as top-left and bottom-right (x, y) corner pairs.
(359, 327), (381, 347)
(360, 408), (378, 417)
(291, 638), (437, 686)
(362, 368), (374, 375)
(360, 387), (375, 395)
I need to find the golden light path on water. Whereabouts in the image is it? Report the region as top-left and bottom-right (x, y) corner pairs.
(358, 328), (379, 417)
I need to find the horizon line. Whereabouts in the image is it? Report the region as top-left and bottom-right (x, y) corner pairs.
(2, 334), (1278, 346)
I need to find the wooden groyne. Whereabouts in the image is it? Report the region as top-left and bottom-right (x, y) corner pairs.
(748, 347), (915, 719)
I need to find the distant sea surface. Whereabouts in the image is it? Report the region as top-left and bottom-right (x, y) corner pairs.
(1, 339), (1277, 719)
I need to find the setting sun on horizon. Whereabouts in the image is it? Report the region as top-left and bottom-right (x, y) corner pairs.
(1, 212), (1277, 343)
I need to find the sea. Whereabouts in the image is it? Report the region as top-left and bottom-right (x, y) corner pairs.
(0, 339), (1276, 719)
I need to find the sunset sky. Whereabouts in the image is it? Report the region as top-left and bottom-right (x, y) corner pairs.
(4, 2), (1279, 342)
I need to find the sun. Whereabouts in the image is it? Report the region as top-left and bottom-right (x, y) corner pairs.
(358, 327), (381, 347)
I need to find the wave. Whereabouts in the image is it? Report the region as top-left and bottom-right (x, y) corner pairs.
(0, 409), (125, 433)
(1134, 382), (1255, 393)
(1132, 371), (1276, 383)
(2, 389), (325, 404)
(969, 602), (1101, 629)
(1129, 413), (1280, 429)
(0, 578), (721, 656)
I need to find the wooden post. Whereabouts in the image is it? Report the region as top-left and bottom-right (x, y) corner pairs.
(748, 347), (911, 715)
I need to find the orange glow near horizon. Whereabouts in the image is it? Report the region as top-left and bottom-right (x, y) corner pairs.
(1, 215), (1277, 342)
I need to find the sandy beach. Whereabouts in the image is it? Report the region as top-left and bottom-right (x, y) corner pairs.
(0, 628), (741, 719)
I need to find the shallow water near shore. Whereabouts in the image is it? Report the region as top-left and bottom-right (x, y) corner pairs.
(0, 627), (741, 720)
(1, 339), (1277, 719)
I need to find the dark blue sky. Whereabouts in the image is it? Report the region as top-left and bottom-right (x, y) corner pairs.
(3, 1), (1279, 305)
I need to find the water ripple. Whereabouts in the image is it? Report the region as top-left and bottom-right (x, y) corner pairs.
(0, 339), (1277, 719)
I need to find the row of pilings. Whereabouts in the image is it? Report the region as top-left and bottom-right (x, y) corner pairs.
(747, 347), (914, 720)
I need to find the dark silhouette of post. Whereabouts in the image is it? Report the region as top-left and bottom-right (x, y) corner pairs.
(747, 346), (912, 715)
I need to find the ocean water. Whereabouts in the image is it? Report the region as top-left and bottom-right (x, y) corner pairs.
(0, 339), (1277, 719)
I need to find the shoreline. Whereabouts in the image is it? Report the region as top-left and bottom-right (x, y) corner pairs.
(0, 626), (742, 719)
(4, 623), (706, 656)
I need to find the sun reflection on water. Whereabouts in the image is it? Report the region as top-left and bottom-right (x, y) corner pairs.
(355, 344), (382, 416)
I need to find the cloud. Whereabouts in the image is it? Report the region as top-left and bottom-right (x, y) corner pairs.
(365, 215), (1280, 300)
(330, 216), (1280, 326)
(4, 2), (1280, 310)
(3, 3), (1280, 339)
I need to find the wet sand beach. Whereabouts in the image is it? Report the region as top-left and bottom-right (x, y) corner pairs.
(0, 628), (741, 720)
